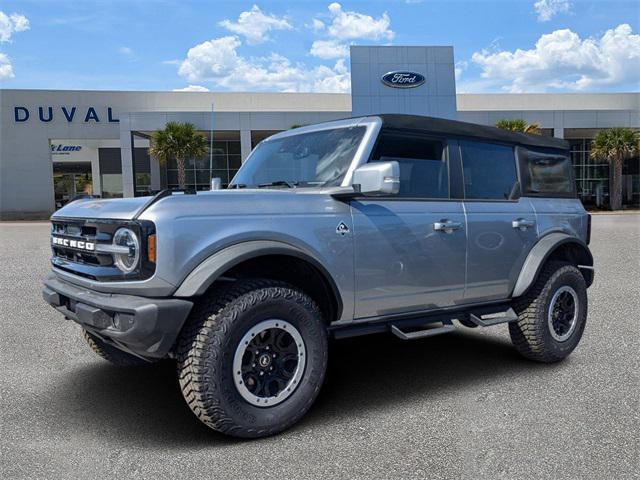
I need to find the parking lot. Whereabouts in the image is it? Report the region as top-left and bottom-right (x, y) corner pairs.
(0, 215), (638, 479)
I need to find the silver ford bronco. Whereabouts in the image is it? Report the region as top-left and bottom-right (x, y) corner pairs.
(43, 114), (594, 438)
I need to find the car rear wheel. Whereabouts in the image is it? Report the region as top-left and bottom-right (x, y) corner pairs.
(509, 261), (588, 363)
(176, 279), (328, 438)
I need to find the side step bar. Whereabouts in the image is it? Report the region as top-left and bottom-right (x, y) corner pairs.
(331, 303), (520, 340)
(391, 320), (455, 340)
(389, 306), (519, 341)
(466, 307), (519, 327)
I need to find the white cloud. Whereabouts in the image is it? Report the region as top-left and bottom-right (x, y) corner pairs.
(177, 35), (350, 93)
(0, 11), (29, 43)
(173, 85), (210, 92)
(118, 46), (134, 56)
(308, 3), (394, 59)
(310, 39), (349, 59)
(533, 0), (571, 22)
(310, 18), (325, 32)
(471, 24), (640, 92)
(0, 52), (14, 79)
(219, 5), (292, 45)
(178, 36), (243, 81)
(324, 3), (393, 41)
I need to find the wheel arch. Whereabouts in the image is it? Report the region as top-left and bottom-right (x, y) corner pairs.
(512, 233), (594, 298)
(173, 241), (343, 322)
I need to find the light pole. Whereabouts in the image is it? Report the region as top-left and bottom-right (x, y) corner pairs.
(208, 102), (214, 184)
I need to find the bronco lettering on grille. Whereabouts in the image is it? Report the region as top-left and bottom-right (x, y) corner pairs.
(51, 236), (95, 251)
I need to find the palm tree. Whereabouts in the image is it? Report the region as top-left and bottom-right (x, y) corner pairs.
(495, 119), (541, 135)
(590, 127), (639, 211)
(149, 122), (208, 190)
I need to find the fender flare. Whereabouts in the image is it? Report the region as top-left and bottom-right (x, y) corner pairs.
(512, 233), (594, 298)
(173, 240), (343, 316)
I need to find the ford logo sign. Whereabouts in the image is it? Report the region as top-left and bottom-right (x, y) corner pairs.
(381, 71), (425, 89)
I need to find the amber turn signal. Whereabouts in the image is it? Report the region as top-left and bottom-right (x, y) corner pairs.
(147, 234), (156, 263)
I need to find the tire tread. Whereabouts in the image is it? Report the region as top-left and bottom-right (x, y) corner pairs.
(176, 279), (326, 438)
(509, 261), (587, 363)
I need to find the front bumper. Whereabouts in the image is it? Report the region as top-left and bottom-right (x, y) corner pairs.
(42, 273), (193, 359)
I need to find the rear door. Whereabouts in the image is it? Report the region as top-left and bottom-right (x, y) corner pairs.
(351, 131), (466, 320)
(459, 140), (538, 302)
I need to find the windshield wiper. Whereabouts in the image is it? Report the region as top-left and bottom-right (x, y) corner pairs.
(257, 180), (297, 188)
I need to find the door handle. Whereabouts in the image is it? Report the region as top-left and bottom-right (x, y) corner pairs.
(512, 218), (535, 230)
(434, 220), (463, 233)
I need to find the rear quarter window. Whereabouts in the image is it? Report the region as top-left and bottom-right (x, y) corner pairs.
(523, 148), (574, 196)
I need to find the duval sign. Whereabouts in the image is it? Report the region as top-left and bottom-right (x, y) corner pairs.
(13, 106), (119, 123)
(381, 71), (426, 89)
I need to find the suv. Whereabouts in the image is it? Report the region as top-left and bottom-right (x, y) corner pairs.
(43, 114), (594, 438)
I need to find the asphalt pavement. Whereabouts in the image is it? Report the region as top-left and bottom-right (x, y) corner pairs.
(0, 215), (638, 479)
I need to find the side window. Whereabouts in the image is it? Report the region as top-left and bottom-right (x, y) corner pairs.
(372, 132), (449, 198)
(524, 148), (574, 195)
(461, 141), (518, 200)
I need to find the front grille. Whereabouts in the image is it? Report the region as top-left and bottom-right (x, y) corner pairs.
(53, 248), (105, 266)
(51, 222), (97, 237)
(50, 218), (155, 281)
(51, 220), (112, 269)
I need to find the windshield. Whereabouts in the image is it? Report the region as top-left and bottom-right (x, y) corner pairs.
(230, 126), (366, 188)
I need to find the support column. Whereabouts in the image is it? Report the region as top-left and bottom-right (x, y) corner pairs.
(554, 127), (565, 139)
(120, 126), (135, 198)
(240, 129), (252, 163)
(150, 155), (161, 191)
(91, 149), (102, 196)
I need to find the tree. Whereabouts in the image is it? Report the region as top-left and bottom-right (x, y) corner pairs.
(149, 122), (208, 190)
(495, 119), (541, 135)
(590, 127), (639, 211)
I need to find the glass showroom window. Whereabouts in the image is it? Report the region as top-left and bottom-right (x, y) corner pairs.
(570, 138), (610, 208)
(165, 140), (242, 190)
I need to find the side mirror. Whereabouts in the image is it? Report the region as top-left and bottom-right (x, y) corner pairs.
(352, 161), (400, 196)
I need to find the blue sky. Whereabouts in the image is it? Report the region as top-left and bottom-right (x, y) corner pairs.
(0, 0), (638, 93)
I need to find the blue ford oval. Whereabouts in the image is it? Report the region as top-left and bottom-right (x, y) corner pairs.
(381, 71), (426, 88)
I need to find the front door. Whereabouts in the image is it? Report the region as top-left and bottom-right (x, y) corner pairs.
(351, 131), (466, 320)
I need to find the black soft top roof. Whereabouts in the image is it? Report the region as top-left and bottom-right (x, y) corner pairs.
(375, 114), (568, 150)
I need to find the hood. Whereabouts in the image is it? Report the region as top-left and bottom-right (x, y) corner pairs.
(51, 188), (338, 222)
(142, 189), (337, 221)
(51, 196), (151, 220)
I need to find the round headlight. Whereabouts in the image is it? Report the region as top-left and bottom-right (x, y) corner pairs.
(112, 228), (140, 273)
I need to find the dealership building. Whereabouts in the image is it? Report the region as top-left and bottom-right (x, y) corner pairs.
(1, 45), (638, 219)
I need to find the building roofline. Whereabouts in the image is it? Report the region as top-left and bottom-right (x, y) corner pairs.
(0, 88), (351, 96)
(457, 92), (640, 111)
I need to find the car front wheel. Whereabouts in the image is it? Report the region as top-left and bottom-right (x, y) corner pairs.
(177, 279), (328, 438)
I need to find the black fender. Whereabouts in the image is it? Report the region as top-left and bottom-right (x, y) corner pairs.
(512, 232), (594, 298)
(173, 240), (343, 317)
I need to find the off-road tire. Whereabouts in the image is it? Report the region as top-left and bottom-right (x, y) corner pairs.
(509, 261), (588, 363)
(82, 329), (152, 367)
(177, 279), (328, 438)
